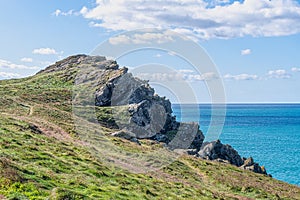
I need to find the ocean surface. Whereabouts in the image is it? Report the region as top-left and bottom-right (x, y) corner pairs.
(172, 104), (300, 186)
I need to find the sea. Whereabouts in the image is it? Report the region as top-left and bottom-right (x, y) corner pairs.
(172, 104), (300, 186)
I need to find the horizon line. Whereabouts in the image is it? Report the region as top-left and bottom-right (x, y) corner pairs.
(171, 102), (300, 104)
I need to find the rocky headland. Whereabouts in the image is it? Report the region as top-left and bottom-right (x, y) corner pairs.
(44, 54), (268, 176)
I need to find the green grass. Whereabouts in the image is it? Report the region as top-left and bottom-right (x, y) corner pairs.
(0, 68), (299, 199)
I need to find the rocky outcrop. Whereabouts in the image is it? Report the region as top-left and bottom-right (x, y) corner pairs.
(164, 122), (204, 150)
(198, 140), (244, 167)
(41, 55), (203, 149)
(197, 140), (268, 175)
(41, 55), (269, 176)
(240, 157), (268, 175)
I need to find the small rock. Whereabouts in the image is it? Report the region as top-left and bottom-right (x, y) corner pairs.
(240, 157), (268, 175)
(198, 140), (244, 167)
(243, 157), (254, 167)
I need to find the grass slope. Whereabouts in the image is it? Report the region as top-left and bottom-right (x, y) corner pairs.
(0, 70), (299, 200)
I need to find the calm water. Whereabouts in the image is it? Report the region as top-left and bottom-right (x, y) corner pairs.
(172, 104), (300, 186)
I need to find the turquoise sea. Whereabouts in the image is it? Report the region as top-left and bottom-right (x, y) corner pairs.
(172, 104), (300, 186)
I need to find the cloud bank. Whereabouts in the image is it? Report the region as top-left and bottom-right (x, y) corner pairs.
(53, 9), (74, 17)
(267, 69), (291, 79)
(81, 0), (300, 39)
(135, 70), (219, 82)
(32, 48), (59, 55)
(0, 59), (38, 70)
(21, 57), (33, 63)
(224, 73), (259, 81)
(0, 72), (20, 79)
(291, 67), (300, 72)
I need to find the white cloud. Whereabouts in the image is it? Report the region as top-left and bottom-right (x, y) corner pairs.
(0, 59), (38, 70)
(32, 48), (58, 55)
(135, 70), (218, 82)
(80, 7), (88, 15)
(109, 35), (131, 45)
(109, 31), (175, 45)
(0, 72), (21, 79)
(224, 73), (259, 81)
(291, 67), (300, 72)
(21, 57), (33, 63)
(178, 69), (195, 74)
(80, 0), (300, 40)
(241, 49), (251, 55)
(89, 21), (103, 27)
(136, 72), (184, 82)
(52, 9), (74, 17)
(268, 69), (291, 79)
(187, 72), (219, 81)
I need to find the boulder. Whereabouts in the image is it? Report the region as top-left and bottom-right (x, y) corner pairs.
(198, 141), (269, 175)
(198, 140), (244, 167)
(240, 157), (268, 175)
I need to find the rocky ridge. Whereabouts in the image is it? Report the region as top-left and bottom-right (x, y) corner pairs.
(42, 54), (269, 175)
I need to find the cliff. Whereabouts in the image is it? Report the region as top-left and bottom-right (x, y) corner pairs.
(0, 55), (299, 199)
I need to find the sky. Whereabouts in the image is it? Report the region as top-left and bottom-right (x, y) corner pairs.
(1, 0), (300, 103)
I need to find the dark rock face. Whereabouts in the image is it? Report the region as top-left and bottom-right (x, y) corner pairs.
(95, 83), (114, 106)
(82, 58), (196, 145)
(46, 55), (201, 148)
(198, 140), (244, 167)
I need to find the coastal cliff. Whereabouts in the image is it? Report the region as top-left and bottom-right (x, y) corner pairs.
(0, 55), (299, 199)
(46, 55), (267, 175)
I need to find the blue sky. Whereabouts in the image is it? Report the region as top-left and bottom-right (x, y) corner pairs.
(1, 0), (300, 103)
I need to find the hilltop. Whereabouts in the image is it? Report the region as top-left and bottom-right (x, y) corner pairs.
(0, 55), (299, 200)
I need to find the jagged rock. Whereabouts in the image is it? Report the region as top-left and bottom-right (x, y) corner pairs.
(174, 122), (204, 150)
(198, 140), (244, 167)
(38, 54), (89, 74)
(199, 141), (269, 175)
(39, 54), (271, 176)
(83, 58), (201, 146)
(240, 157), (268, 175)
(95, 83), (114, 106)
(242, 157), (254, 167)
(152, 122), (204, 150)
(49, 55), (199, 147)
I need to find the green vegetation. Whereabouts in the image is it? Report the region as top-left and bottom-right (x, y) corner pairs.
(0, 68), (299, 199)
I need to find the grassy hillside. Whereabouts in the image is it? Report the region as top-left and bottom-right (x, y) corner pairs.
(0, 65), (299, 199)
